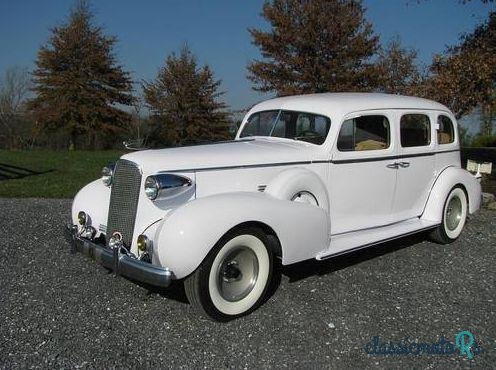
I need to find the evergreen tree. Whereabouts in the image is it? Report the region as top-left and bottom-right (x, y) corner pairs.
(29, 1), (133, 149)
(247, 0), (381, 95)
(143, 46), (231, 147)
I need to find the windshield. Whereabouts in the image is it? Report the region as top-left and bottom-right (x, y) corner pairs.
(239, 110), (331, 145)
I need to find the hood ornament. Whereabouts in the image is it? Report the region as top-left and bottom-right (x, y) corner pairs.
(123, 139), (149, 151)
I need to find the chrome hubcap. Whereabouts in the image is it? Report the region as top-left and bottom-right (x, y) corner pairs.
(446, 195), (463, 231)
(217, 246), (259, 302)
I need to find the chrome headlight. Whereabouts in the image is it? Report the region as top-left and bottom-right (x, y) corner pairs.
(101, 163), (115, 187)
(144, 176), (159, 200)
(144, 174), (193, 201)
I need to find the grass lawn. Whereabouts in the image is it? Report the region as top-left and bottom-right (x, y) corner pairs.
(0, 150), (124, 198)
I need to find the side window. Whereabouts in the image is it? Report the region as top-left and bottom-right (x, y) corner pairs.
(400, 114), (431, 147)
(337, 115), (390, 151)
(240, 111), (279, 138)
(271, 111), (291, 137)
(437, 115), (455, 144)
(314, 115), (331, 137)
(295, 112), (331, 138)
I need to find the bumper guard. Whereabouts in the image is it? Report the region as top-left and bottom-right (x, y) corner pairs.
(65, 224), (172, 287)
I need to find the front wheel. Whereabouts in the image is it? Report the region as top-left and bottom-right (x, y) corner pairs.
(429, 186), (468, 244)
(184, 227), (273, 321)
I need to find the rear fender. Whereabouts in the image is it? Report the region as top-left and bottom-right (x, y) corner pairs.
(421, 166), (481, 223)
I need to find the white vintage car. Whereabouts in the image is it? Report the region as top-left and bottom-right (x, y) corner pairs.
(67, 93), (481, 320)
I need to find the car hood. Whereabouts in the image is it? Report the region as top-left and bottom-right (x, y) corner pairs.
(120, 138), (323, 174)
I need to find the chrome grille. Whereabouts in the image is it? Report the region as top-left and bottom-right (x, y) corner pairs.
(106, 159), (141, 247)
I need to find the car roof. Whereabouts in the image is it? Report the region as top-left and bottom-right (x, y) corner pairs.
(249, 93), (451, 117)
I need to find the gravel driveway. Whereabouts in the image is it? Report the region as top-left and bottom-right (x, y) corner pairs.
(1, 198), (494, 369)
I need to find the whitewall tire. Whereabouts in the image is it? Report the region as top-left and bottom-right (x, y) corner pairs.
(184, 226), (274, 321)
(429, 186), (468, 244)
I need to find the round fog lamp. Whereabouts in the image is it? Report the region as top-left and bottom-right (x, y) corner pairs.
(137, 234), (149, 252)
(78, 211), (87, 225)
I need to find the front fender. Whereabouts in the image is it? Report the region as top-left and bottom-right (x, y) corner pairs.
(153, 192), (329, 279)
(71, 179), (111, 231)
(421, 166), (481, 223)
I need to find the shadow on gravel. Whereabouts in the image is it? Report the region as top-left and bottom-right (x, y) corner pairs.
(0, 162), (54, 180)
(136, 280), (189, 304)
(281, 232), (428, 283)
(127, 232), (428, 308)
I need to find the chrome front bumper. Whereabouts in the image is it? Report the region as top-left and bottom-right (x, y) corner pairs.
(65, 224), (173, 287)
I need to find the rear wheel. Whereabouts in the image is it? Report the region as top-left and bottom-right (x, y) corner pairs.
(429, 186), (467, 244)
(184, 226), (273, 321)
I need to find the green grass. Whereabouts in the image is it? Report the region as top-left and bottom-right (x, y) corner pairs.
(0, 150), (124, 198)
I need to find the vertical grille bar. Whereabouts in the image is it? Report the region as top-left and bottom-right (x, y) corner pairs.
(106, 159), (141, 247)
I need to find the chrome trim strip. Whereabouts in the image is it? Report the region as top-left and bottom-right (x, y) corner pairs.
(161, 160), (314, 173)
(156, 149), (460, 172)
(330, 217), (423, 237)
(320, 224), (440, 260)
(331, 149), (460, 164)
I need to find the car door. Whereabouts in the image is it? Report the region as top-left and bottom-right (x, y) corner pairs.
(391, 111), (437, 221)
(329, 110), (397, 235)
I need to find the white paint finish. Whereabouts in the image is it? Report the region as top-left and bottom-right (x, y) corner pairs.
(390, 110), (436, 221)
(71, 179), (111, 235)
(317, 218), (439, 259)
(422, 166), (481, 223)
(121, 137), (323, 174)
(265, 167), (331, 234)
(195, 166), (280, 198)
(392, 153), (436, 220)
(131, 171), (196, 255)
(328, 160), (397, 234)
(70, 93), (482, 280)
(195, 163), (329, 207)
(237, 93), (451, 152)
(435, 151), (461, 173)
(328, 110), (398, 234)
(264, 167), (330, 214)
(153, 192), (329, 279)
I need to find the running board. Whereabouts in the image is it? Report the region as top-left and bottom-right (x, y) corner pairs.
(316, 218), (439, 260)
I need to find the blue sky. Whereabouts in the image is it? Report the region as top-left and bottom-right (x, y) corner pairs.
(0, 0), (494, 111)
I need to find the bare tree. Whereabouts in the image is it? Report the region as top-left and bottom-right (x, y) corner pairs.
(0, 66), (31, 148)
(125, 90), (149, 149)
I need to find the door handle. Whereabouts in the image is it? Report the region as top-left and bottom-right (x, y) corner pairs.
(386, 162), (399, 169)
(398, 161), (410, 168)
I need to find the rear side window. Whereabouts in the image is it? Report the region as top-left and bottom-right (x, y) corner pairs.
(438, 115), (455, 144)
(337, 115), (390, 151)
(400, 114), (431, 147)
